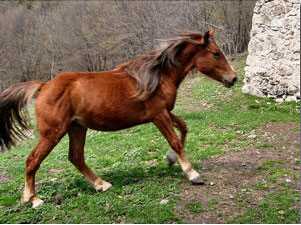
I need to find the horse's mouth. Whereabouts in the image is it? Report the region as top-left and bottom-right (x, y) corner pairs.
(223, 77), (237, 88)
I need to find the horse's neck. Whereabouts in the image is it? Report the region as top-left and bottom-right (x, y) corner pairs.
(169, 60), (195, 88)
(169, 46), (197, 88)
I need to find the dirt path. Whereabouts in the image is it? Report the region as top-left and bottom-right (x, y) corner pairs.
(175, 76), (213, 111)
(175, 122), (300, 223)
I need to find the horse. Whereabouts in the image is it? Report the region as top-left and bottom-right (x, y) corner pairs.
(0, 29), (237, 208)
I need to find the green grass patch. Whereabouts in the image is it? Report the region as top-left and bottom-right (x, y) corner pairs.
(256, 143), (274, 148)
(208, 198), (218, 210)
(186, 202), (203, 213)
(229, 190), (300, 224)
(257, 159), (297, 183)
(258, 160), (283, 170)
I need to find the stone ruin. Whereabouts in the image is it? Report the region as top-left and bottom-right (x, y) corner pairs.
(242, 0), (300, 102)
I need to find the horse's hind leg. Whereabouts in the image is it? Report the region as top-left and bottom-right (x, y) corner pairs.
(21, 137), (61, 207)
(167, 112), (187, 166)
(68, 122), (112, 192)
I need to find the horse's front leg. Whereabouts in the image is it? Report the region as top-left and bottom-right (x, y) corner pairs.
(153, 110), (204, 184)
(166, 112), (187, 166)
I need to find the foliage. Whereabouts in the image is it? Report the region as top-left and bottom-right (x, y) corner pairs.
(0, 1), (255, 90)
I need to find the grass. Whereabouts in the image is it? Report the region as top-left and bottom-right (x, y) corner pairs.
(185, 202), (203, 213)
(236, 155), (300, 223)
(229, 189), (300, 224)
(256, 143), (274, 148)
(208, 198), (218, 210)
(0, 57), (299, 223)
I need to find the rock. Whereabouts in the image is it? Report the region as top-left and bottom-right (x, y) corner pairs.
(210, 182), (214, 186)
(240, 105), (249, 111)
(278, 210), (286, 215)
(286, 96), (297, 102)
(241, 162), (246, 167)
(242, 0), (300, 101)
(248, 134), (257, 139)
(160, 199), (169, 205)
(285, 179), (292, 183)
(236, 130), (244, 135)
(54, 194), (62, 205)
(276, 98), (284, 103)
(257, 197), (264, 202)
(229, 195), (234, 199)
(293, 166), (299, 170)
(241, 189), (247, 192)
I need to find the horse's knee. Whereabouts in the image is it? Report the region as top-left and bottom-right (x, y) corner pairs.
(25, 154), (40, 176)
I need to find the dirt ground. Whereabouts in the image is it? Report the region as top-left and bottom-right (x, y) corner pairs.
(175, 122), (300, 223)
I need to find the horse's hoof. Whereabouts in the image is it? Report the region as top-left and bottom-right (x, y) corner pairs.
(190, 177), (205, 185)
(167, 148), (177, 167)
(32, 197), (44, 208)
(94, 180), (112, 192)
(101, 182), (112, 192)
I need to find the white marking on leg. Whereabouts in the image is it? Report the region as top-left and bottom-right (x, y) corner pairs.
(93, 179), (112, 192)
(32, 196), (44, 208)
(177, 156), (200, 180)
(21, 181), (33, 203)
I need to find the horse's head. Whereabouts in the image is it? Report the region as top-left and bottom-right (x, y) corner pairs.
(189, 29), (237, 88)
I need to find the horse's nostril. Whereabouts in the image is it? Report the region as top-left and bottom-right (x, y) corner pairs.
(232, 77), (237, 84)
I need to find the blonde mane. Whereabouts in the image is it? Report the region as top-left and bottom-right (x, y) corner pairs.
(120, 31), (202, 100)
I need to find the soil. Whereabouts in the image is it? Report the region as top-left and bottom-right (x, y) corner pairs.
(175, 76), (213, 111)
(175, 122), (300, 223)
(0, 172), (12, 184)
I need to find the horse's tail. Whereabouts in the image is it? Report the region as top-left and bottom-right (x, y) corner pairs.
(0, 81), (44, 150)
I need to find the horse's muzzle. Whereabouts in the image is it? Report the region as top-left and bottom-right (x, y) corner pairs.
(223, 77), (237, 88)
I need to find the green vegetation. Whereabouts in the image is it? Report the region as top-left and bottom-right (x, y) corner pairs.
(229, 189), (299, 224)
(186, 202), (203, 213)
(0, 58), (299, 223)
(208, 198), (218, 210)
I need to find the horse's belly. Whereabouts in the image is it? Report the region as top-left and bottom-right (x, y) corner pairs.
(78, 106), (147, 131)
(89, 120), (145, 131)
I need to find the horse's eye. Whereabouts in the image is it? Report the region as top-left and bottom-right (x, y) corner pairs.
(213, 52), (220, 58)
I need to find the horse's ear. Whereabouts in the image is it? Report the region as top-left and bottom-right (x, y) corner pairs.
(186, 29), (215, 47)
(209, 28), (215, 36)
(204, 28), (215, 43)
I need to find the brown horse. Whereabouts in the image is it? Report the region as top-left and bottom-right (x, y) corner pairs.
(0, 29), (237, 208)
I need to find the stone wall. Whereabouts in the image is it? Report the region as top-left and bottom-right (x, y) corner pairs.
(242, 0), (300, 102)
